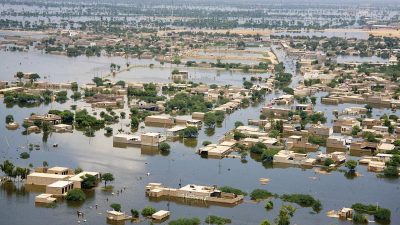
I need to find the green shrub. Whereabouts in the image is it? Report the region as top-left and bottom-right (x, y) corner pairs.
(159, 142), (171, 151)
(281, 194), (322, 213)
(66, 189), (86, 201)
(169, 217), (201, 225)
(110, 203), (121, 212)
(130, 209), (139, 218)
(141, 206), (157, 217)
(352, 213), (368, 224)
(219, 186), (247, 196)
(19, 152), (30, 159)
(324, 158), (335, 166)
(250, 189), (273, 200)
(351, 203), (391, 222)
(205, 215), (231, 225)
(265, 201), (274, 210)
(202, 141), (212, 146)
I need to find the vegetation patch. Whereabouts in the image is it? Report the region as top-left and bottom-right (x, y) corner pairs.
(204, 215), (231, 225)
(280, 194), (322, 213)
(219, 186), (247, 196)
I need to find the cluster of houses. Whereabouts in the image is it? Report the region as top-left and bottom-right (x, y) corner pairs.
(26, 166), (99, 204)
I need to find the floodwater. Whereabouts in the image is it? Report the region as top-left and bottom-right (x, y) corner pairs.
(0, 47), (400, 225)
(0, 51), (270, 87)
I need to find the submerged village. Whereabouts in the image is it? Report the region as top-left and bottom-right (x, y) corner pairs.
(1, 1), (400, 225)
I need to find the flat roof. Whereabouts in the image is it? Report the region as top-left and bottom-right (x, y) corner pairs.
(142, 132), (161, 137)
(48, 166), (69, 172)
(28, 172), (69, 179)
(48, 180), (72, 188)
(180, 184), (215, 194)
(69, 171), (99, 181)
(153, 210), (170, 217)
(167, 126), (186, 132)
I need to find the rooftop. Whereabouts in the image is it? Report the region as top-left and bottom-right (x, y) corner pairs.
(28, 172), (69, 179)
(180, 184), (216, 194)
(47, 180), (72, 188)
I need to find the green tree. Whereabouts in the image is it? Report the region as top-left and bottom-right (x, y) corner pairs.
(265, 201), (274, 210)
(351, 125), (362, 136)
(5, 115), (14, 124)
(260, 220), (271, 225)
(101, 173), (114, 187)
(204, 113), (217, 128)
(130, 209), (139, 218)
(141, 206), (157, 217)
(234, 121), (244, 128)
(16, 71), (24, 82)
(365, 104), (373, 113)
(179, 127), (199, 138)
(159, 142), (171, 151)
(205, 215), (231, 224)
(345, 160), (358, 172)
(29, 73), (40, 83)
(250, 189), (272, 200)
(324, 158), (334, 166)
(20, 152), (30, 159)
(130, 117), (139, 129)
(310, 96), (317, 105)
(81, 174), (97, 189)
(275, 205), (296, 225)
(110, 203), (121, 212)
(66, 189), (86, 201)
(169, 218), (200, 225)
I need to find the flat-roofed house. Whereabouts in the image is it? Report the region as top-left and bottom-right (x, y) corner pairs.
(47, 167), (73, 175)
(326, 136), (347, 152)
(308, 124), (333, 137)
(113, 134), (141, 145)
(361, 118), (382, 129)
(26, 173), (69, 186)
(287, 135), (319, 151)
(141, 132), (166, 147)
(333, 118), (360, 134)
(68, 171), (100, 189)
(144, 115), (175, 127)
(45, 181), (74, 196)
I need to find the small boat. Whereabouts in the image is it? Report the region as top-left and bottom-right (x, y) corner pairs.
(53, 143), (58, 147)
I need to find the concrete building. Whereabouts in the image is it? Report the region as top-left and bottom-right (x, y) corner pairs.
(35, 194), (56, 204)
(47, 167), (73, 175)
(145, 183), (244, 205)
(52, 124), (73, 133)
(326, 136), (348, 152)
(308, 124), (333, 137)
(25, 114), (62, 125)
(362, 118), (382, 129)
(273, 150), (316, 166)
(26, 173), (70, 186)
(333, 118), (360, 134)
(45, 181), (74, 196)
(166, 126), (186, 137)
(171, 71), (189, 82)
(144, 115), (175, 127)
(141, 132), (166, 147)
(287, 135), (319, 151)
(107, 211), (128, 221)
(113, 134), (141, 145)
(152, 210), (170, 220)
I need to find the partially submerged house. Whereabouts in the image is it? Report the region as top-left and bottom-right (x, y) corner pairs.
(286, 135), (319, 151)
(273, 150), (316, 166)
(145, 183), (244, 205)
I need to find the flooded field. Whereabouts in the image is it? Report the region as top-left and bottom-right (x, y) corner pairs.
(1, 46), (399, 225)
